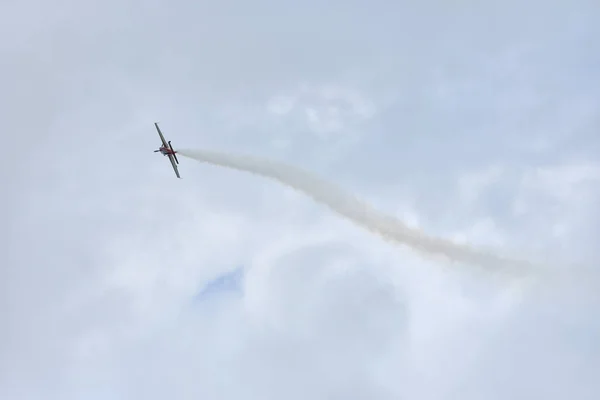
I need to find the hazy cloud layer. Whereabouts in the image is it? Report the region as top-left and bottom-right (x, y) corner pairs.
(2, 1), (599, 399)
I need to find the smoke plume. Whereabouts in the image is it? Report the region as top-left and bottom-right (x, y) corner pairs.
(178, 149), (539, 276)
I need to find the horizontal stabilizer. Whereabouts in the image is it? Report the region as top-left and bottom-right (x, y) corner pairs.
(168, 141), (179, 164)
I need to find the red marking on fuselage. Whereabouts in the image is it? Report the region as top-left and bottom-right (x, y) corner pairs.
(159, 146), (176, 154)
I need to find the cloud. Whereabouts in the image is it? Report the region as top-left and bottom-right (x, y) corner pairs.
(2, 0), (599, 399)
(263, 82), (378, 164)
(273, 83), (377, 137)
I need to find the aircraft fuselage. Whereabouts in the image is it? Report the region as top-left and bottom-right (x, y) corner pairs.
(156, 146), (175, 155)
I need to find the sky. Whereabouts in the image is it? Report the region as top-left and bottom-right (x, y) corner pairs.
(2, 0), (599, 399)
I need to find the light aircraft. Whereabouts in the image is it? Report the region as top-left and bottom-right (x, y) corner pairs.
(153, 122), (181, 178)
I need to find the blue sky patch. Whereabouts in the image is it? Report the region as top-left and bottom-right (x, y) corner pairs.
(194, 266), (244, 302)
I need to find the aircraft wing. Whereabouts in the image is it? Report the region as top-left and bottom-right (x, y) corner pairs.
(154, 122), (169, 147)
(168, 154), (181, 178)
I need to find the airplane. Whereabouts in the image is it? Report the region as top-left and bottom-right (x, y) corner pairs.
(153, 122), (181, 178)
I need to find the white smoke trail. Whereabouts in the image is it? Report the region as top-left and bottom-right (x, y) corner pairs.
(179, 149), (539, 275)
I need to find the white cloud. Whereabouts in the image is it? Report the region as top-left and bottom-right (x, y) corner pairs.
(266, 95), (296, 116)
(457, 165), (505, 204)
(2, 0), (599, 399)
(265, 82), (377, 141)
